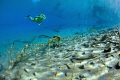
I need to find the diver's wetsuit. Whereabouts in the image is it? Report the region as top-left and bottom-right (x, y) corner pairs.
(25, 14), (46, 25)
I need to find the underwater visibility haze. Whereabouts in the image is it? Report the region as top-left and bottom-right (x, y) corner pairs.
(0, 0), (120, 80)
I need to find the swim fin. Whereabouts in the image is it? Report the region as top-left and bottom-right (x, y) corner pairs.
(25, 15), (30, 17)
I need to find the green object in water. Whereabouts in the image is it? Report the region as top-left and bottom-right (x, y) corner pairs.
(25, 14), (46, 25)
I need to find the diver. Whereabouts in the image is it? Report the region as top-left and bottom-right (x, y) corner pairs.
(25, 14), (46, 25)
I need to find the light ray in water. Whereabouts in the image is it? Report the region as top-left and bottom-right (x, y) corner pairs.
(32, 0), (41, 3)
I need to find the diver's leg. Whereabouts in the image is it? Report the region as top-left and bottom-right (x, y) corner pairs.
(28, 17), (34, 21)
(25, 15), (34, 21)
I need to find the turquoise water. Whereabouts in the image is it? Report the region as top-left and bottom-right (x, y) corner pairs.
(0, 0), (120, 79)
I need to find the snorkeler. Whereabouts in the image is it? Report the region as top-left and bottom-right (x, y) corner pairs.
(25, 14), (46, 25)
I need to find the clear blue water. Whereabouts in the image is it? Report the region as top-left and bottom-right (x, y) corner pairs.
(0, 0), (120, 77)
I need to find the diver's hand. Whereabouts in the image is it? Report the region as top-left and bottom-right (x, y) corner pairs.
(37, 22), (42, 25)
(38, 23), (41, 25)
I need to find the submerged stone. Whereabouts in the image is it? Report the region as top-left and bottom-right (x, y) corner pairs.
(115, 62), (120, 69)
(103, 48), (111, 53)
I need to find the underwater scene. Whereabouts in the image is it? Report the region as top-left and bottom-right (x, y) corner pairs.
(0, 0), (120, 80)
